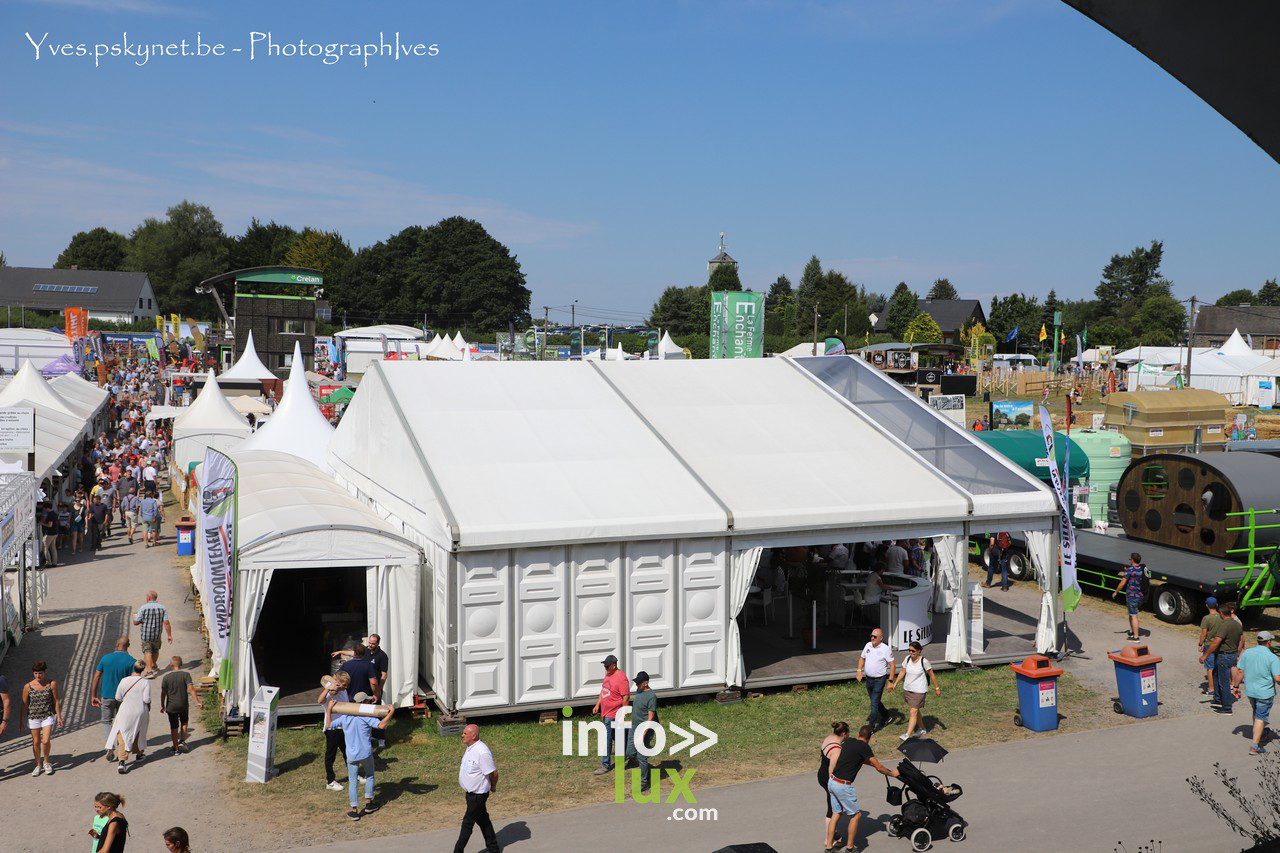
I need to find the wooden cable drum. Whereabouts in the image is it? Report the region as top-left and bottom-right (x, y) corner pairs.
(1115, 451), (1280, 558)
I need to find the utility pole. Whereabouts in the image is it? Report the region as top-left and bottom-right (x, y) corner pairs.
(542, 305), (549, 360)
(843, 303), (848, 337)
(571, 300), (578, 328)
(812, 307), (820, 356)
(1184, 296), (1197, 385)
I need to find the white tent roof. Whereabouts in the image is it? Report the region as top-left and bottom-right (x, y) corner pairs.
(424, 334), (462, 361)
(335, 324), (424, 341)
(329, 357), (1054, 551)
(658, 331), (685, 359)
(229, 396), (273, 417)
(0, 361), (91, 481)
(145, 405), (187, 422)
(603, 342), (630, 361)
(779, 341), (825, 358)
(1183, 351), (1270, 376)
(1218, 328), (1253, 357)
(172, 372), (252, 470)
(452, 332), (468, 350)
(219, 330), (276, 382)
(48, 373), (109, 420)
(241, 343), (334, 469)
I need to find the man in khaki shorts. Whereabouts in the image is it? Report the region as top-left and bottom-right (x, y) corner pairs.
(133, 591), (172, 678)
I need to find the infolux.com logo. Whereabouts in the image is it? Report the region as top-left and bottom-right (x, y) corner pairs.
(560, 705), (719, 815)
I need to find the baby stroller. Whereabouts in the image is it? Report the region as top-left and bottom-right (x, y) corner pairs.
(884, 758), (966, 851)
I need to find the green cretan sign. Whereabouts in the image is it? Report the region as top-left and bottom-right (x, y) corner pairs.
(235, 270), (324, 286)
(709, 291), (764, 359)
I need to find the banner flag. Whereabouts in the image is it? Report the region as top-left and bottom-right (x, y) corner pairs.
(200, 448), (238, 689)
(65, 307), (89, 342)
(710, 291), (764, 359)
(1039, 406), (1080, 611)
(144, 338), (160, 361)
(1039, 324), (1048, 343)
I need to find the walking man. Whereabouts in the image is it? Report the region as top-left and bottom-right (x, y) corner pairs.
(1202, 601), (1244, 714)
(159, 656), (202, 754)
(454, 723), (501, 853)
(331, 702), (394, 820)
(88, 494), (108, 551)
(90, 637), (136, 737)
(824, 723), (900, 852)
(983, 532), (1011, 591)
(591, 654), (629, 775)
(855, 629), (896, 731)
(625, 671), (658, 793)
(1198, 597), (1222, 697)
(139, 489), (162, 547)
(1111, 552), (1146, 641)
(133, 591), (172, 678)
(1231, 630), (1280, 755)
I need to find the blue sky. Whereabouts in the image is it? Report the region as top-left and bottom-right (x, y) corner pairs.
(2, 0), (1278, 326)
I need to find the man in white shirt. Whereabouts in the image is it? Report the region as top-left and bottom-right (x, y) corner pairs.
(856, 629), (897, 731)
(884, 541), (908, 574)
(454, 723), (500, 853)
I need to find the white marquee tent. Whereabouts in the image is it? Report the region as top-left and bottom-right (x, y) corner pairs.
(219, 331), (276, 383)
(189, 449), (423, 714)
(424, 334), (462, 361)
(657, 331), (686, 360)
(0, 361), (94, 484)
(0, 329), (73, 372)
(49, 373), (110, 427)
(336, 325), (431, 375)
(240, 343), (334, 469)
(328, 356), (1061, 715)
(172, 372), (252, 473)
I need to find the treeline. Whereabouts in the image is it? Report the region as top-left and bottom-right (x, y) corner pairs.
(46, 201), (533, 328)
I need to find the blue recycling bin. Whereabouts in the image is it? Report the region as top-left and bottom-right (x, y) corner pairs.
(1108, 645), (1163, 718)
(175, 517), (196, 556)
(1010, 654), (1064, 731)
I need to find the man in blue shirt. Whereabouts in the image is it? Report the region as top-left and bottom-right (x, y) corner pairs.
(1232, 630), (1280, 755)
(331, 703), (394, 820)
(89, 637), (137, 737)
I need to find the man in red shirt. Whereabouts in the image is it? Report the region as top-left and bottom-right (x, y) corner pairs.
(591, 654), (629, 775)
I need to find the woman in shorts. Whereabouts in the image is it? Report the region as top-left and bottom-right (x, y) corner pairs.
(22, 660), (63, 776)
(890, 641), (941, 741)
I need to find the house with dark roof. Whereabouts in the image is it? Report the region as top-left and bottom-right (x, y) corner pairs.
(873, 298), (985, 345)
(0, 267), (158, 323)
(1191, 305), (1280, 348)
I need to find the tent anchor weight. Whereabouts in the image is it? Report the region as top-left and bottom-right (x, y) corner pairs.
(715, 689), (742, 705)
(437, 712), (467, 737)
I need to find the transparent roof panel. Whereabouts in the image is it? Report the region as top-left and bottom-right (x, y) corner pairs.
(793, 355), (1039, 496)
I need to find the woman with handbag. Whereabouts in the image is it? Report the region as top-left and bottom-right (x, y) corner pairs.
(889, 642), (942, 741)
(103, 661), (151, 774)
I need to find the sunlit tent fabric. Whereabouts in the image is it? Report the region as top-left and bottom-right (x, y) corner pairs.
(172, 372), (252, 472)
(0, 360), (93, 482)
(240, 343), (334, 470)
(48, 372), (109, 423)
(328, 357), (1059, 713)
(145, 405), (186, 422)
(1218, 329), (1253, 357)
(451, 332), (468, 350)
(0, 328), (73, 372)
(191, 449), (422, 714)
(218, 330), (276, 382)
(602, 342), (630, 361)
(1127, 350), (1270, 403)
(229, 396), (273, 418)
(424, 334), (462, 361)
(658, 331), (686, 360)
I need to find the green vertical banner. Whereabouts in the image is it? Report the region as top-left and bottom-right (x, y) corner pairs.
(711, 291), (765, 359)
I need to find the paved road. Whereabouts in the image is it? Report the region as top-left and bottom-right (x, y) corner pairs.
(305, 712), (1264, 853)
(0, 510), (255, 852)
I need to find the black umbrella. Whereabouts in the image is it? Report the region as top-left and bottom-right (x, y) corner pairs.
(897, 737), (948, 763)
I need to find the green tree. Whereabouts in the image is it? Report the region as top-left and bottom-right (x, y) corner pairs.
(794, 256), (824, 334)
(1255, 279), (1280, 306)
(54, 227), (128, 271)
(284, 228), (354, 297)
(0, 250), (6, 267)
(1041, 288), (1061, 329)
(648, 285), (704, 335)
(925, 278), (958, 301)
(903, 311), (943, 344)
(229, 218), (299, 270)
(987, 292), (1042, 351)
(1134, 292), (1187, 346)
(1095, 240), (1171, 319)
(765, 275), (794, 336)
(883, 282), (921, 340)
(123, 201), (229, 316)
(816, 270), (872, 336)
(1216, 288), (1256, 307)
(336, 217), (530, 329)
(707, 263), (742, 291)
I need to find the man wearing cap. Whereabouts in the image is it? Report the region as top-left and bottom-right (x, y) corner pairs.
(1198, 597), (1223, 697)
(1231, 630), (1280, 755)
(1203, 601), (1244, 713)
(625, 671), (658, 793)
(591, 654), (629, 775)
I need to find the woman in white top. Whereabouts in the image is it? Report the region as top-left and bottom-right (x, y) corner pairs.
(889, 641), (941, 741)
(863, 562), (887, 606)
(104, 660), (151, 773)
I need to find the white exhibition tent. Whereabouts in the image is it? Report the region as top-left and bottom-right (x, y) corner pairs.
(48, 373), (110, 427)
(1125, 329), (1271, 403)
(229, 396), (273, 418)
(0, 361), (94, 484)
(172, 372), (252, 473)
(240, 343), (334, 469)
(0, 329), (73, 372)
(219, 330), (276, 382)
(424, 334), (462, 361)
(190, 449), (422, 714)
(335, 324), (424, 342)
(451, 332), (468, 351)
(657, 331), (686, 360)
(328, 356), (1060, 715)
(778, 341), (826, 358)
(145, 405), (186, 423)
(337, 325), (431, 375)
(602, 342), (631, 361)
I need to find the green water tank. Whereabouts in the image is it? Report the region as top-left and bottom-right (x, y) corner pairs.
(1071, 429), (1133, 521)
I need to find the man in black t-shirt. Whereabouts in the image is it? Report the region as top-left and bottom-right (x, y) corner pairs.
(366, 634), (390, 699)
(336, 644), (380, 703)
(826, 725), (899, 852)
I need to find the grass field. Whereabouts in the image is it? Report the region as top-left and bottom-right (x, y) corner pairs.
(202, 665), (1115, 842)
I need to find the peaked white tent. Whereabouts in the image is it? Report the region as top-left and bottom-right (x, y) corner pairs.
(172, 372), (252, 473)
(241, 343), (335, 469)
(219, 331), (276, 382)
(1218, 328), (1253, 357)
(190, 449), (422, 715)
(0, 361), (93, 483)
(424, 334), (462, 361)
(229, 396), (273, 418)
(328, 357), (1059, 715)
(603, 342), (630, 361)
(49, 373), (110, 426)
(658, 331), (686, 360)
(451, 332), (468, 351)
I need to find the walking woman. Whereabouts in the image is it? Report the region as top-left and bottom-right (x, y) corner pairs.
(22, 660), (63, 776)
(71, 495), (86, 555)
(818, 723), (845, 848)
(162, 826), (190, 852)
(104, 660), (151, 773)
(889, 641), (941, 741)
(88, 792), (129, 852)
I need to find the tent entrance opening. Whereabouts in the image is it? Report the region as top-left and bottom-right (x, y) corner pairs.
(252, 566), (367, 709)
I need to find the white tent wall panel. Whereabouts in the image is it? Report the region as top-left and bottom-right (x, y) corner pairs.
(626, 540), (676, 692)
(515, 547), (569, 705)
(678, 538), (727, 688)
(456, 551), (510, 710)
(569, 542), (624, 700)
